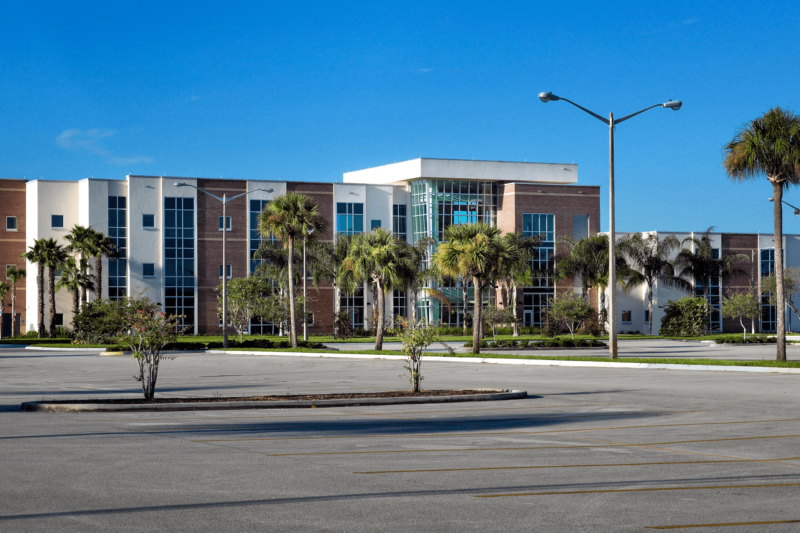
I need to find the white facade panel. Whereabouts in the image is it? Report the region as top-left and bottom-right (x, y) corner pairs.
(127, 176), (163, 305)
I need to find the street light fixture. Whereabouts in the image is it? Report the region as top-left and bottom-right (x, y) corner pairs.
(769, 197), (800, 216)
(538, 92), (682, 358)
(175, 183), (272, 348)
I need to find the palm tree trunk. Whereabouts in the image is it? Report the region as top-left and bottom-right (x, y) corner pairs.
(79, 254), (87, 306)
(37, 265), (45, 338)
(11, 283), (16, 337)
(512, 281), (519, 337)
(462, 279), (468, 336)
(472, 276), (482, 354)
(73, 288), (79, 316)
(773, 182), (787, 361)
(648, 287), (654, 336)
(48, 266), (57, 338)
(287, 237), (298, 347)
(333, 284), (340, 338)
(95, 256), (103, 300)
(409, 284), (417, 323)
(375, 282), (384, 350)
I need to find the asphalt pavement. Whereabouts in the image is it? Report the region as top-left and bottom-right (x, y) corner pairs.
(2, 345), (800, 531)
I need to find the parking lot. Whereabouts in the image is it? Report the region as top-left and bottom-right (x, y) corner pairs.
(2, 346), (800, 531)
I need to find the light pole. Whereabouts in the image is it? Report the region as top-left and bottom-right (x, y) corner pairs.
(538, 92), (681, 358)
(303, 227), (315, 341)
(175, 183), (272, 348)
(769, 197), (800, 216)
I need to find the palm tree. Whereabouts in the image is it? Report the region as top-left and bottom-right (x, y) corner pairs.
(21, 239), (49, 338)
(5, 266), (25, 337)
(434, 223), (512, 354)
(618, 233), (692, 336)
(0, 282), (8, 339)
(64, 225), (95, 306)
(305, 236), (357, 338)
(675, 228), (748, 334)
(343, 228), (411, 350)
(498, 232), (540, 336)
(89, 231), (118, 300)
(57, 257), (96, 319)
(723, 107), (800, 360)
(395, 236), (451, 326)
(258, 193), (323, 347)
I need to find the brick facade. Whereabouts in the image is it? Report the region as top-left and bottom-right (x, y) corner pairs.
(0, 178), (27, 336)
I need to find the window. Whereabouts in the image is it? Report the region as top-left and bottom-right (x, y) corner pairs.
(393, 205), (407, 241)
(573, 214), (589, 240)
(336, 203), (364, 236)
(521, 213), (555, 327)
(51, 215), (64, 229)
(6, 216), (17, 231)
(305, 313), (314, 325)
(393, 289), (407, 319)
(370, 220), (381, 230)
(621, 310), (632, 323)
(219, 216), (231, 231)
(143, 263), (155, 278)
(108, 196), (128, 300)
(761, 249), (777, 333)
(644, 310), (650, 323)
(410, 180), (498, 244)
(164, 197), (195, 329)
(341, 287), (365, 329)
(219, 265), (232, 279)
(53, 314), (63, 326)
(695, 248), (722, 332)
(142, 214), (155, 228)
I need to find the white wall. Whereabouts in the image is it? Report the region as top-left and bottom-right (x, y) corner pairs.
(127, 176), (162, 304)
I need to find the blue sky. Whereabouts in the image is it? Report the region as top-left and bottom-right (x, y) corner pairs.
(2, 1), (799, 233)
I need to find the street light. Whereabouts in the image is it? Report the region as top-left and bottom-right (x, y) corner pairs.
(303, 227), (315, 341)
(175, 183), (272, 348)
(768, 197), (800, 216)
(539, 92), (682, 358)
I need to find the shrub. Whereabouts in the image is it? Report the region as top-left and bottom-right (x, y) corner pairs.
(25, 330), (39, 338)
(396, 317), (438, 393)
(71, 299), (127, 345)
(578, 313), (605, 337)
(659, 297), (710, 337)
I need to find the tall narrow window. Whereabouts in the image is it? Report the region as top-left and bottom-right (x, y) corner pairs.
(341, 288), (365, 329)
(522, 213), (555, 327)
(249, 198), (278, 334)
(108, 196), (127, 300)
(573, 214), (589, 240)
(761, 249), (776, 333)
(695, 248), (722, 332)
(164, 197), (195, 329)
(393, 205), (407, 241)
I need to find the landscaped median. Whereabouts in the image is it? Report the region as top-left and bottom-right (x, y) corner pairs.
(21, 389), (528, 412)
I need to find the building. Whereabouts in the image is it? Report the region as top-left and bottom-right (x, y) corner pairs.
(605, 231), (800, 334)
(21, 158), (599, 335)
(1, 178), (27, 336)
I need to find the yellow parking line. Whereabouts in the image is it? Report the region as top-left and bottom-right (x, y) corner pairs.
(353, 458), (800, 474)
(648, 519), (800, 529)
(476, 482), (800, 498)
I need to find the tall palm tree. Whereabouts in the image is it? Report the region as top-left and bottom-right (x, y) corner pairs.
(434, 223), (512, 354)
(675, 228), (748, 334)
(724, 107), (800, 360)
(618, 233), (692, 336)
(41, 239), (69, 337)
(64, 225), (95, 306)
(0, 282), (8, 339)
(88, 231), (118, 300)
(5, 266), (25, 337)
(21, 239), (49, 338)
(258, 193), (323, 347)
(343, 228), (411, 350)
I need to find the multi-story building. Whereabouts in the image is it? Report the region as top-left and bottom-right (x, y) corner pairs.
(1, 178), (27, 336)
(606, 231), (800, 334)
(21, 158), (598, 335)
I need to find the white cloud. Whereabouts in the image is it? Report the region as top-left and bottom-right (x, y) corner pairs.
(55, 129), (153, 166)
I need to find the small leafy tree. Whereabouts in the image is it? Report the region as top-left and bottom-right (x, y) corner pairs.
(481, 307), (517, 342)
(71, 299), (127, 344)
(762, 267), (800, 322)
(117, 295), (184, 400)
(722, 292), (761, 341)
(396, 317), (438, 393)
(216, 276), (271, 343)
(546, 291), (594, 339)
(659, 297), (710, 337)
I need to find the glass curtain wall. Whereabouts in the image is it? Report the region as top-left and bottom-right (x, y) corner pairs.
(107, 196), (127, 300)
(409, 179), (498, 325)
(694, 248), (722, 332)
(522, 213), (555, 327)
(164, 197), (195, 330)
(249, 199), (279, 334)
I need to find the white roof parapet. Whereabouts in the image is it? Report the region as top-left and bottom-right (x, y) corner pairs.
(343, 158), (578, 185)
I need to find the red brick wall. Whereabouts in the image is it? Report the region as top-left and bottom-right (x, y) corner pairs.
(0, 179), (26, 335)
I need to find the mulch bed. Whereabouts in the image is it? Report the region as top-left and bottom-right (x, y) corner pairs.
(37, 390), (498, 405)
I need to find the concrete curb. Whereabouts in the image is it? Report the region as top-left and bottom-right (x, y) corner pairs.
(25, 346), (106, 352)
(20, 389), (527, 412)
(209, 350), (800, 375)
